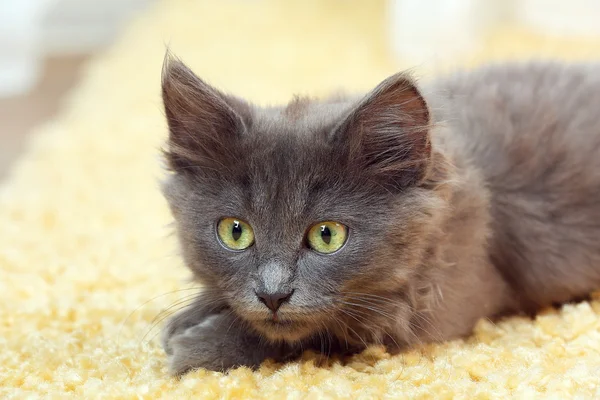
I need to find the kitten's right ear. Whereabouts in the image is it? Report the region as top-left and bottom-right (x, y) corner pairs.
(161, 55), (247, 173)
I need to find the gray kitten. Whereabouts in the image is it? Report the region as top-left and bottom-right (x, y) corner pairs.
(160, 56), (600, 375)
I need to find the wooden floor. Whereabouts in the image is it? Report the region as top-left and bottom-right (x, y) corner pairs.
(0, 55), (89, 180)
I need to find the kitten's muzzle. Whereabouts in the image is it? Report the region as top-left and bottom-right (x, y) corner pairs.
(254, 261), (294, 312)
(255, 289), (294, 312)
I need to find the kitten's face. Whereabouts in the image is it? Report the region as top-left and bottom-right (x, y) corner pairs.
(161, 59), (444, 342)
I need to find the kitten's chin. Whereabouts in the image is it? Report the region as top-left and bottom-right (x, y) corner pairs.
(249, 318), (316, 342)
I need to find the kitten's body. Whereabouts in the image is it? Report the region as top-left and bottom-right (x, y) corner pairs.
(429, 63), (600, 312)
(160, 60), (600, 375)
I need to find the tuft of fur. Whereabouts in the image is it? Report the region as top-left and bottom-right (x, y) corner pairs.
(160, 56), (600, 375)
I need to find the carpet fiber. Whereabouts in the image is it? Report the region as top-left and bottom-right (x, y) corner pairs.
(3, 0), (600, 398)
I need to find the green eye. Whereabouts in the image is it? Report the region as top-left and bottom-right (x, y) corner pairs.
(307, 221), (348, 254)
(217, 218), (255, 250)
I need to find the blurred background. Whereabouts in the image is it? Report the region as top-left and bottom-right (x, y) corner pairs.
(1, 0), (600, 180)
(0, 0), (156, 179)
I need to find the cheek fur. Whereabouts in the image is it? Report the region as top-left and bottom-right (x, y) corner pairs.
(336, 193), (448, 294)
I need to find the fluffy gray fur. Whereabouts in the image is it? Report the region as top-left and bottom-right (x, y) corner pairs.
(159, 57), (600, 375)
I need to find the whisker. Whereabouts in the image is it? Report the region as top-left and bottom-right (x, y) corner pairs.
(223, 309), (241, 337)
(337, 309), (370, 350)
(140, 292), (227, 346)
(341, 292), (395, 302)
(116, 287), (202, 347)
(148, 293), (202, 325)
(139, 295), (203, 344)
(411, 311), (444, 342)
(336, 299), (407, 358)
(337, 300), (398, 321)
(322, 321), (333, 363)
(327, 311), (350, 350)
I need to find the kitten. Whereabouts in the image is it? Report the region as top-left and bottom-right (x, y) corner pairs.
(160, 56), (600, 375)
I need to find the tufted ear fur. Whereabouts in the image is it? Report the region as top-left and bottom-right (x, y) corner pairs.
(161, 56), (249, 174)
(333, 72), (432, 189)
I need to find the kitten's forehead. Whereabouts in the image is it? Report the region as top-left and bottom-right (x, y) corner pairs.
(254, 99), (355, 138)
(230, 100), (359, 226)
(241, 98), (356, 185)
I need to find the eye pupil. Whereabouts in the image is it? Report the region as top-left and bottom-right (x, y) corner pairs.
(320, 225), (332, 245)
(307, 221), (347, 254)
(232, 221), (242, 241)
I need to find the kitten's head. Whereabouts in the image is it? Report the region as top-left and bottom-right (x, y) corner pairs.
(161, 57), (451, 342)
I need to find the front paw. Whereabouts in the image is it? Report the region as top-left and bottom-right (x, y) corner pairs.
(166, 313), (244, 375)
(161, 292), (228, 357)
(165, 311), (292, 375)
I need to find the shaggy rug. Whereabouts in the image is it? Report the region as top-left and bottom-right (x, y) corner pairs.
(2, 0), (600, 398)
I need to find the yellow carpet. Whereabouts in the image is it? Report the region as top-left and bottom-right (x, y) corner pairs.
(3, 0), (600, 398)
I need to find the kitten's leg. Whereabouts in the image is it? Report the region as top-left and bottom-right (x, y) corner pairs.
(161, 291), (228, 356)
(165, 312), (297, 375)
(162, 293), (298, 375)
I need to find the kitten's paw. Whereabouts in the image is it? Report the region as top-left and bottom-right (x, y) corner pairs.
(163, 307), (302, 375)
(161, 308), (221, 356)
(166, 313), (242, 375)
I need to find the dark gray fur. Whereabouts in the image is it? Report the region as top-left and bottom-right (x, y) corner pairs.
(159, 57), (600, 375)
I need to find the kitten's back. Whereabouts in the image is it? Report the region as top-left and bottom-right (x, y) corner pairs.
(429, 62), (600, 310)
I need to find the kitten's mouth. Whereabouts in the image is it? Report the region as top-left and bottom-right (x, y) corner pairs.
(238, 307), (324, 341)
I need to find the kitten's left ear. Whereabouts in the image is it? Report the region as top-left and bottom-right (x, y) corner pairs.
(333, 72), (432, 189)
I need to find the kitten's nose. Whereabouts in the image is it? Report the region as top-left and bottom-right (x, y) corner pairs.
(255, 290), (294, 312)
